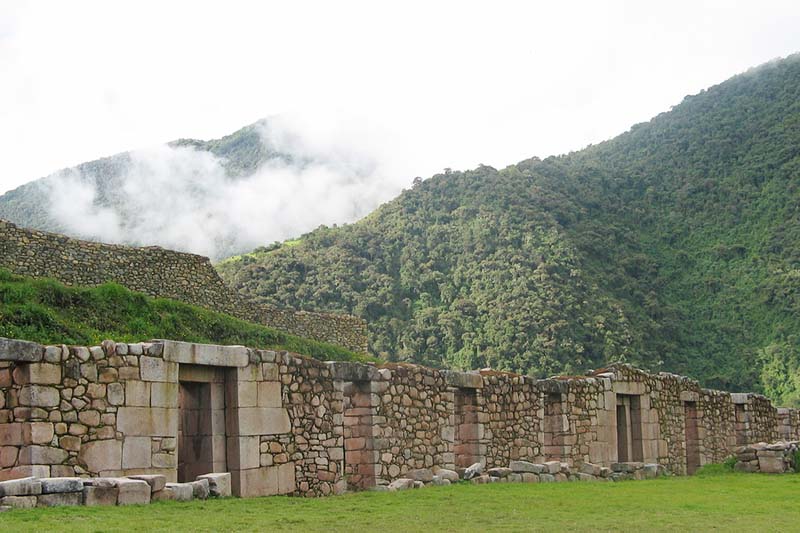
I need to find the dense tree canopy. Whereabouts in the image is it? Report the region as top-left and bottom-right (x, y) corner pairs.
(219, 55), (800, 404)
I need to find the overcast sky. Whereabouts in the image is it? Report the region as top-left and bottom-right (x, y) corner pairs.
(2, 0), (800, 196)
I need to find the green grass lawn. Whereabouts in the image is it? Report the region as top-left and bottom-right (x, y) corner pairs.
(3, 471), (799, 532)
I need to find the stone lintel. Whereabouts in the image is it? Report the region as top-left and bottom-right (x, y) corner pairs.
(160, 340), (248, 367)
(731, 393), (750, 405)
(443, 370), (483, 389)
(328, 362), (379, 382)
(0, 337), (43, 363)
(680, 391), (700, 402)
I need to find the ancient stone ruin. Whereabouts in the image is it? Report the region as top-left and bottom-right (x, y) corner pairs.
(1, 335), (798, 508)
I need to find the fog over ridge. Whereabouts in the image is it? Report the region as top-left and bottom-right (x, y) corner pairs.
(43, 115), (413, 260)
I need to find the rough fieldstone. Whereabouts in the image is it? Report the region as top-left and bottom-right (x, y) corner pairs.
(434, 469), (459, 483)
(580, 462), (602, 476)
(510, 461), (545, 474)
(387, 478), (415, 491)
(544, 461), (561, 474)
(406, 468), (434, 482)
(463, 462), (483, 480)
(539, 474), (556, 483)
(486, 467), (512, 478)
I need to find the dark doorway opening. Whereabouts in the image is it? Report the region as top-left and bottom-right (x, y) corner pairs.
(543, 393), (565, 461)
(454, 388), (481, 468)
(684, 401), (701, 475)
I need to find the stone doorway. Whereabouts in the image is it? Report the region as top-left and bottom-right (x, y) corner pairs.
(684, 401), (701, 475)
(454, 388), (481, 468)
(177, 365), (227, 483)
(616, 394), (643, 463)
(543, 393), (566, 461)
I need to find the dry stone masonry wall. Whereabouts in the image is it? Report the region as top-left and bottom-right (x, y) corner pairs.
(0, 220), (367, 352)
(2, 335), (798, 503)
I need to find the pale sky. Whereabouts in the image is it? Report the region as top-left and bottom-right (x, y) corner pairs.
(2, 0), (800, 195)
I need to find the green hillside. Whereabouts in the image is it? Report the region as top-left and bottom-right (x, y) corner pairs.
(0, 269), (364, 362)
(219, 55), (800, 404)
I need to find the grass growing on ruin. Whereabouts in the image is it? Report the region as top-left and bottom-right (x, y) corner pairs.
(3, 472), (800, 532)
(0, 269), (366, 362)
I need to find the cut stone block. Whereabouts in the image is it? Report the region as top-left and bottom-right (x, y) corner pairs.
(151, 486), (176, 501)
(0, 476), (42, 497)
(83, 485), (118, 506)
(161, 340), (249, 367)
(122, 437), (152, 469)
(486, 467), (512, 478)
(544, 461), (561, 474)
(229, 407), (290, 436)
(116, 478), (151, 505)
(387, 478), (414, 491)
(0, 337), (43, 362)
(165, 482), (194, 502)
(37, 492), (83, 507)
(117, 407), (179, 436)
(191, 478), (210, 500)
(196, 473), (231, 497)
(40, 477), (83, 494)
(128, 474), (166, 493)
(19, 385), (60, 407)
(79, 439), (122, 472)
(0, 495), (38, 508)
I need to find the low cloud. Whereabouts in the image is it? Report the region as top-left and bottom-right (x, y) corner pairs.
(44, 115), (414, 260)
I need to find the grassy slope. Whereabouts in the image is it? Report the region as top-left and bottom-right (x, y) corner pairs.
(0, 269), (364, 362)
(3, 472), (799, 532)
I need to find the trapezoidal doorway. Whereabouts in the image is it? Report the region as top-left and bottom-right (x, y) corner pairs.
(177, 365), (227, 482)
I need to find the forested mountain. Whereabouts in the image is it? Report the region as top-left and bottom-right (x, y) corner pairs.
(219, 54), (800, 404)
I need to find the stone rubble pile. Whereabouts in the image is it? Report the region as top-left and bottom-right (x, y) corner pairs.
(382, 461), (668, 491)
(734, 441), (799, 473)
(0, 472), (230, 511)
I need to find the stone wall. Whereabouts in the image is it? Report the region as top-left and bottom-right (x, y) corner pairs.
(0, 220), (367, 353)
(2, 336), (800, 498)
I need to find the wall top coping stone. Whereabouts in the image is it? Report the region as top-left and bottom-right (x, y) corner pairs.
(0, 337), (43, 362)
(159, 339), (249, 367)
(442, 370), (483, 389)
(327, 361), (380, 382)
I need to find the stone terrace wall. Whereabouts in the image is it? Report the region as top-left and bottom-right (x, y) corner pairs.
(2, 337), (800, 498)
(0, 220), (367, 353)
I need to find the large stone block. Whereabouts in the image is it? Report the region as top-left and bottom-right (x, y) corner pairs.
(139, 356), (178, 382)
(227, 436), (260, 470)
(0, 423), (24, 446)
(0, 495), (37, 508)
(117, 407), (178, 436)
(150, 382), (179, 408)
(257, 382), (282, 407)
(233, 466), (279, 498)
(0, 338), (43, 362)
(122, 437), (152, 469)
(125, 381), (151, 406)
(278, 462), (296, 494)
(165, 482), (194, 501)
(191, 478), (210, 500)
(37, 491), (83, 507)
(510, 461), (545, 474)
(443, 371), (483, 389)
(78, 439), (122, 472)
(162, 340), (249, 367)
(0, 476), (42, 497)
(18, 385), (59, 407)
(127, 474), (166, 492)
(40, 477), (83, 494)
(83, 485), (118, 506)
(19, 445), (68, 465)
(116, 478), (151, 505)
(228, 407), (290, 436)
(197, 473), (231, 497)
